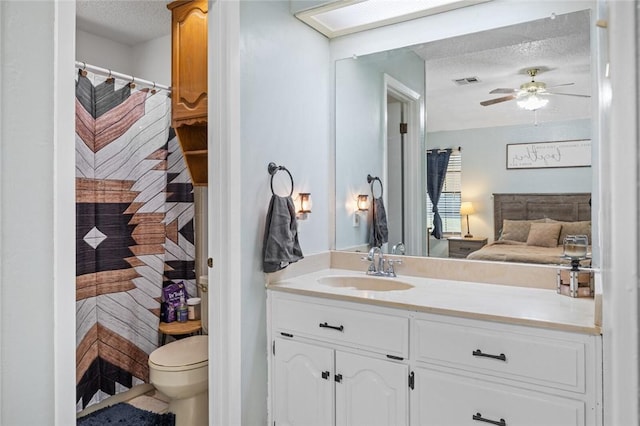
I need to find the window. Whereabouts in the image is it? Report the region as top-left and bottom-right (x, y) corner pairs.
(426, 153), (461, 235)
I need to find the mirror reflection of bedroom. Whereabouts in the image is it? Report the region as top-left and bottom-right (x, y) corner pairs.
(334, 10), (594, 267)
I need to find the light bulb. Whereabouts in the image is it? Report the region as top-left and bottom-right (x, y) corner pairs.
(517, 95), (549, 111)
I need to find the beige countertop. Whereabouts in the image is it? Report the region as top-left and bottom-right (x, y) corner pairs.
(267, 268), (600, 335)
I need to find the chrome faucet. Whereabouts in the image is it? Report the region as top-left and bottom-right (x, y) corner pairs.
(385, 257), (402, 277)
(365, 247), (385, 275)
(391, 242), (406, 255)
(363, 247), (402, 277)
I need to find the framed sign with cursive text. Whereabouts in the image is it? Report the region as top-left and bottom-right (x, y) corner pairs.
(506, 139), (591, 169)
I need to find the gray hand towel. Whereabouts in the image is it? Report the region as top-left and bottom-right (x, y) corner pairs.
(263, 195), (304, 273)
(368, 197), (389, 248)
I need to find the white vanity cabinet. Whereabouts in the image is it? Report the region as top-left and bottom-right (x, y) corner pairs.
(269, 292), (410, 426)
(410, 313), (602, 426)
(267, 289), (602, 426)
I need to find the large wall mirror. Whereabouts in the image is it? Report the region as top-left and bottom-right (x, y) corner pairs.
(335, 8), (596, 266)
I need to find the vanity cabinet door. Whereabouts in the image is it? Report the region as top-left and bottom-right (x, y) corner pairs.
(273, 338), (334, 426)
(335, 351), (409, 426)
(411, 367), (585, 426)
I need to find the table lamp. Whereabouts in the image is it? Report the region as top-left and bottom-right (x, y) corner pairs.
(460, 201), (475, 238)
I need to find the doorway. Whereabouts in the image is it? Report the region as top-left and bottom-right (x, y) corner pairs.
(383, 74), (424, 256)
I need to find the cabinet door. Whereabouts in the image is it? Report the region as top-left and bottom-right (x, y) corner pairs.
(411, 367), (585, 426)
(273, 338), (334, 426)
(170, 0), (208, 124)
(335, 351), (408, 426)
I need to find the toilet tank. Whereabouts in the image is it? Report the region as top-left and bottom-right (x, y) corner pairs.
(198, 275), (208, 334)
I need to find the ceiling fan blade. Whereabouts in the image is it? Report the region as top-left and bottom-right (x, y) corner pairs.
(546, 92), (591, 98)
(489, 88), (517, 94)
(546, 82), (575, 89)
(480, 95), (517, 106)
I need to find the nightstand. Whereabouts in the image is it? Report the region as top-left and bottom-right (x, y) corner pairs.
(448, 236), (488, 258)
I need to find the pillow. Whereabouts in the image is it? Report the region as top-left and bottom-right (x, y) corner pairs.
(499, 219), (545, 242)
(558, 221), (592, 244)
(526, 222), (562, 247)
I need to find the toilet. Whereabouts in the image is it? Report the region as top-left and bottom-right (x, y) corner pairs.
(149, 275), (209, 426)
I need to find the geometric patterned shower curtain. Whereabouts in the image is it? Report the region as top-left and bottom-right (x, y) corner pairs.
(74, 71), (195, 411)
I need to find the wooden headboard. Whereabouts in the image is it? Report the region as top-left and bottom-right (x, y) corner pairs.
(493, 193), (591, 241)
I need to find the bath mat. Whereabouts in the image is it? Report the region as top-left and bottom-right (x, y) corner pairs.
(77, 402), (175, 426)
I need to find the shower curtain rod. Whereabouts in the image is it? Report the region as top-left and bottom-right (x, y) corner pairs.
(75, 61), (171, 93)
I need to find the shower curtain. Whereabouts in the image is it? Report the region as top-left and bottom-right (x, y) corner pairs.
(75, 71), (195, 411)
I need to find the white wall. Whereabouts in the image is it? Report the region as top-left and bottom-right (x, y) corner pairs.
(603, 0), (640, 423)
(0, 1), (76, 424)
(76, 29), (134, 76)
(132, 34), (171, 86)
(239, 1), (330, 423)
(428, 118), (592, 241)
(76, 30), (170, 86)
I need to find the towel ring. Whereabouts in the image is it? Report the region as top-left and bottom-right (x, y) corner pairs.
(268, 162), (294, 197)
(367, 174), (383, 199)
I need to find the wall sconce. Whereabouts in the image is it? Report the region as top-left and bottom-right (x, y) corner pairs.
(297, 193), (311, 220)
(357, 194), (369, 211)
(459, 201), (475, 238)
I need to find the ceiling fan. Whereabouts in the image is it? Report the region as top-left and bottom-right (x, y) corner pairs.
(480, 68), (590, 110)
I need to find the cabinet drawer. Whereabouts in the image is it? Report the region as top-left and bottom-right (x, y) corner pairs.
(413, 319), (585, 392)
(272, 296), (409, 358)
(448, 238), (487, 258)
(449, 245), (476, 258)
(414, 368), (585, 426)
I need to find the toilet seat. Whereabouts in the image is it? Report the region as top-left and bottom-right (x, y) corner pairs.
(149, 335), (208, 372)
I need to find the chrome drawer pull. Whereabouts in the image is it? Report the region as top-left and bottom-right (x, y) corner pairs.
(472, 412), (506, 426)
(319, 322), (344, 332)
(472, 349), (507, 361)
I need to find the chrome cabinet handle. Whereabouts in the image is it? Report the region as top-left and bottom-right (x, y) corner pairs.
(472, 349), (507, 362)
(319, 322), (344, 332)
(472, 412), (506, 426)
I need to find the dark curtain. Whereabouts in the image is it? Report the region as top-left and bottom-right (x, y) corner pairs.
(426, 149), (452, 239)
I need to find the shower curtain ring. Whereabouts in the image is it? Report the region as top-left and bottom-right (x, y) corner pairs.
(80, 62), (88, 77)
(151, 82), (157, 94)
(106, 69), (114, 84)
(129, 76), (136, 89)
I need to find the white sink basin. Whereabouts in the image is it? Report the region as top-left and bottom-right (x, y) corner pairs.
(317, 275), (414, 292)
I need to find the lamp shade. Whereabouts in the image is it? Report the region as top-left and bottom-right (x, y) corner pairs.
(298, 193), (312, 213)
(517, 94), (549, 111)
(460, 201), (475, 216)
(357, 194), (369, 211)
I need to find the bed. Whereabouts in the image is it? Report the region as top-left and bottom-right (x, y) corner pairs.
(466, 193), (592, 265)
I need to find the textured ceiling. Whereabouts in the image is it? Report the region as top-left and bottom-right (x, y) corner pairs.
(76, 4), (591, 132)
(413, 10), (591, 132)
(76, 0), (171, 46)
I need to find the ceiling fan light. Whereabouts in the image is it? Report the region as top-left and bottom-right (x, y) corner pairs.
(517, 95), (549, 111)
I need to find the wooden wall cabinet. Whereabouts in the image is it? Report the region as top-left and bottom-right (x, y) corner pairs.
(168, 0), (208, 186)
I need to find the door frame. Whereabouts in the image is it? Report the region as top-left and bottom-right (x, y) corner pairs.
(208, 1), (242, 425)
(383, 74), (424, 256)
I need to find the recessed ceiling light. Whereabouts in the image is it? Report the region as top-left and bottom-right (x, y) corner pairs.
(295, 0), (491, 38)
